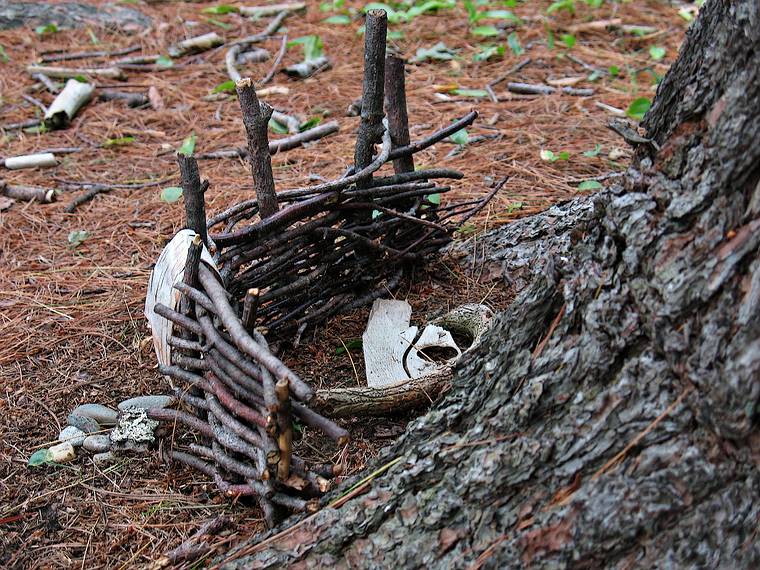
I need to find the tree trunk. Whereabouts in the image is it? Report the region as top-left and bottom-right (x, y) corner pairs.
(219, 1), (760, 567)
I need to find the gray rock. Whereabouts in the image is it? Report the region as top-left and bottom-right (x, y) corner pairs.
(82, 434), (110, 453)
(118, 395), (176, 411)
(0, 1), (151, 31)
(92, 451), (116, 465)
(67, 413), (100, 434)
(58, 425), (86, 447)
(71, 403), (118, 426)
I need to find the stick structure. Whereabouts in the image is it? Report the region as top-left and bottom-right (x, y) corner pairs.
(149, 9), (500, 523)
(178, 155), (208, 245)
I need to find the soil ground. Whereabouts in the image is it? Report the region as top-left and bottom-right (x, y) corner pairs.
(0, 1), (689, 567)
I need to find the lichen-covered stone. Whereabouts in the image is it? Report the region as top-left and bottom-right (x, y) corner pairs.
(110, 408), (158, 452)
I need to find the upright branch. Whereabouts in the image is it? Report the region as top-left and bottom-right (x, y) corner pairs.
(178, 155), (208, 245)
(384, 55), (414, 174)
(236, 78), (279, 219)
(354, 9), (388, 188)
(275, 379), (293, 480)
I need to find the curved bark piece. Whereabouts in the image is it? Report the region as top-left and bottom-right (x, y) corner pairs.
(217, 2), (760, 567)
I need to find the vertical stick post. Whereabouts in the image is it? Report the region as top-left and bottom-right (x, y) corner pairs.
(354, 9), (388, 188)
(178, 155), (208, 245)
(384, 55), (415, 174)
(275, 379), (293, 480)
(236, 78), (278, 218)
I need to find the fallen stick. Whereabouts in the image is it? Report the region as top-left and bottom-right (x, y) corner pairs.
(3, 153), (57, 170)
(260, 34), (287, 85)
(26, 65), (125, 81)
(0, 118), (41, 131)
(506, 82), (594, 96)
(271, 110), (300, 134)
(0, 180), (57, 203)
(31, 73), (61, 93)
(283, 56), (331, 79)
(20, 93), (47, 114)
(239, 3), (305, 18)
(386, 110), (478, 162)
(63, 178), (167, 213)
(196, 121), (339, 160)
(169, 32), (224, 58)
(98, 90), (148, 108)
(227, 11), (290, 47)
(44, 79), (95, 129)
(40, 45), (140, 63)
(225, 46), (244, 82)
(162, 516), (233, 565)
(488, 58), (532, 89)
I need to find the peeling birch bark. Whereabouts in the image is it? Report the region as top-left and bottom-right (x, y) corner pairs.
(3, 153), (58, 170)
(169, 32), (224, 58)
(44, 78), (95, 129)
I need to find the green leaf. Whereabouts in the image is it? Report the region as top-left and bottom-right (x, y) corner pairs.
(268, 118), (289, 134)
(588, 70), (603, 82)
(582, 143), (602, 157)
(547, 29), (555, 50)
(299, 116), (322, 131)
(323, 14), (351, 24)
(406, 0), (455, 19)
(35, 23), (59, 35)
(648, 46), (666, 61)
(178, 133), (197, 156)
(287, 35), (324, 61)
(577, 180), (603, 191)
(463, 0), (478, 23)
(557, 151), (570, 161)
(212, 80), (236, 94)
(471, 25), (500, 37)
(363, 3), (403, 23)
(207, 18), (233, 30)
(335, 338), (362, 355)
(560, 33), (576, 49)
(72, 75), (89, 83)
(160, 186), (184, 203)
(104, 136), (135, 146)
(481, 10), (519, 22)
(387, 30), (405, 40)
(678, 7), (695, 22)
(0, 45), (9, 63)
(156, 55), (174, 68)
(68, 230), (90, 247)
(507, 32), (523, 55)
(626, 97), (651, 120)
(450, 88), (489, 98)
(541, 149), (568, 162)
(608, 65), (620, 77)
(455, 223), (477, 235)
(28, 448), (53, 467)
(547, 0), (576, 15)
(473, 44), (504, 62)
(449, 128), (469, 146)
(426, 193), (441, 205)
(203, 4), (239, 14)
(505, 201), (524, 213)
(411, 42), (457, 63)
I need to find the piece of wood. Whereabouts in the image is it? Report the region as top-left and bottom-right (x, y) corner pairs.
(354, 9), (387, 188)
(239, 3), (305, 18)
(177, 154), (209, 245)
(384, 55), (414, 174)
(26, 64), (125, 81)
(404, 324), (461, 379)
(0, 180), (57, 203)
(44, 78), (95, 129)
(169, 32), (224, 58)
(236, 78), (278, 218)
(3, 153), (57, 170)
(362, 299), (414, 389)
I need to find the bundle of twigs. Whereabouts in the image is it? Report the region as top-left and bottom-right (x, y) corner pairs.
(149, 9), (497, 524)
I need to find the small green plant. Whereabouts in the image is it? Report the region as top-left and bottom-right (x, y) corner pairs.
(160, 187), (183, 203)
(203, 4), (239, 14)
(411, 42), (457, 63)
(577, 180), (603, 191)
(648, 46), (666, 61)
(268, 118), (289, 134)
(583, 143), (603, 157)
(104, 136), (135, 147)
(608, 65), (620, 77)
(626, 97), (651, 120)
(449, 128), (469, 146)
(540, 149), (570, 162)
(0, 45), (8, 63)
(507, 32), (523, 55)
(35, 23), (59, 35)
(473, 44), (505, 62)
(288, 35), (324, 61)
(212, 80), (236, 94)
(177, 133), (197, 156)
(323, 14), (351, 24)
(450, 88), (489, 98)
(560, 33), (576, 49)
(335, 338), (362, 355)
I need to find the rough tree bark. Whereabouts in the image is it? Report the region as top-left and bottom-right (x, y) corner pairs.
(219, 1), (760, 567)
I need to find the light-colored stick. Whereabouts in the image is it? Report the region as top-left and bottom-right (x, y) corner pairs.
(44, 79), (95, 129)
(169, 32), (224, 58)
(239, 3), (305, 18)
(27, 64), (125, 80)
(4, 153), (57, 170)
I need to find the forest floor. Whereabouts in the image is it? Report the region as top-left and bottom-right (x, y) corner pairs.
(0, 0), (691, 567)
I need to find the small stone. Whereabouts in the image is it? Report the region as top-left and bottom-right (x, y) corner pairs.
(59, 425), (86, 447)
(49, 441), (75, 463)
(93, 451), (116, 465)
(71, 403), (119, 426)
(118, 395), (176, 411)
(83, 434), (111, 453)
(67, 413), (100, 433)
